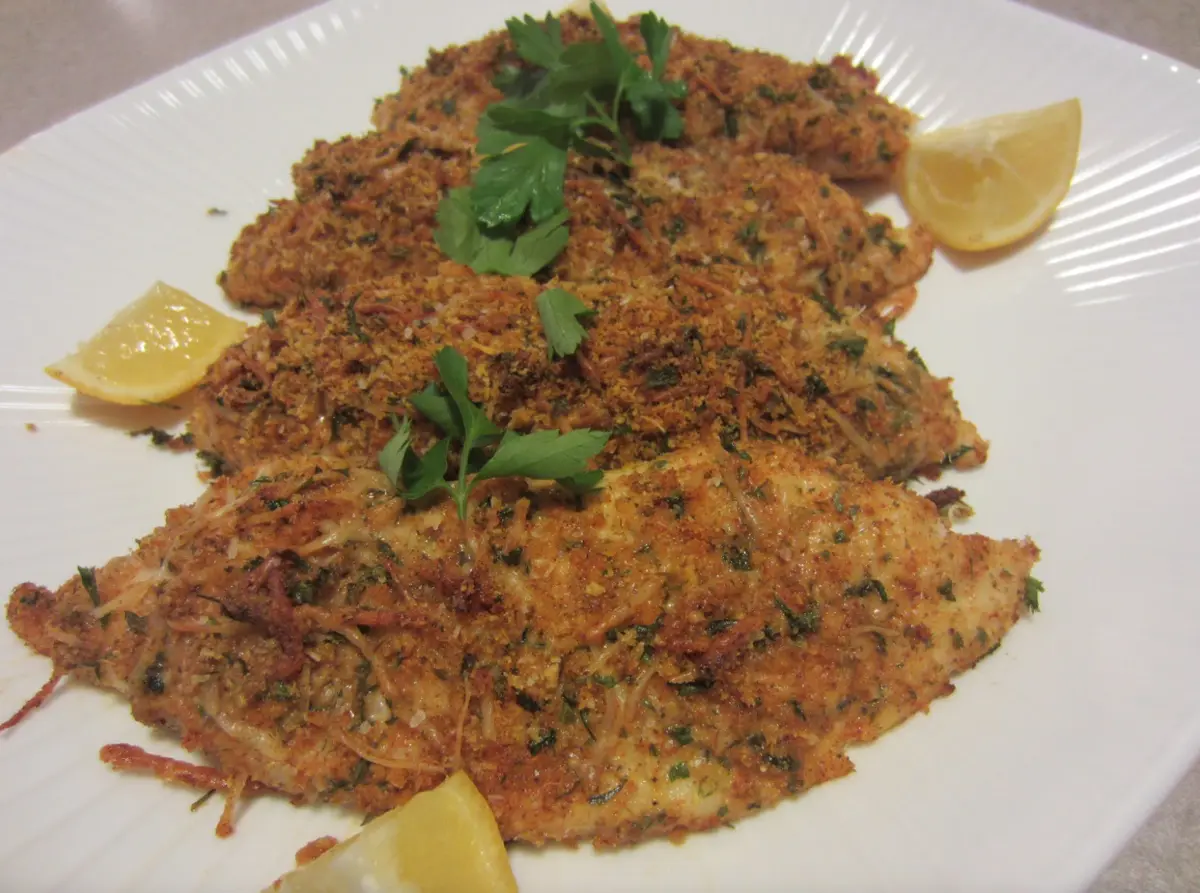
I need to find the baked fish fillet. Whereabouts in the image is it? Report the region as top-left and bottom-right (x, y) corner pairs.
(219, 127), (931, 312)
(191, 271), (985, 478)
(7, 442), (1038, 846)
(371, 13), (913, 181)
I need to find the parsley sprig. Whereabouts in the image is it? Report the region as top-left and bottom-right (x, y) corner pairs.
(435, 4), (685, 276)
(537, 287), (595, 359)
(379, 347), (609, 517)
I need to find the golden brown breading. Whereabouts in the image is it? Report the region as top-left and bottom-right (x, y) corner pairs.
(7, 442), (1038, 846)
(191, 271), (985, 480)
(559, 143), (934, 312)
(219, 129), (931, 312)
(219, 126), (474, 309)
(372, 14), (913, 180)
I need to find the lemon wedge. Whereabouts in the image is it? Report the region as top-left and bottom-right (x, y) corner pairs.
(269, 772), (518, 893)
(44, 281), (247, 405)
(901, 98), (1082, 251)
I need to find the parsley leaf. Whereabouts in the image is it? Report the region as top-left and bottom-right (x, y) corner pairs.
(432, 346), (503, 450)
(379, 347), (610, 517)
(505, 209), (573, 273)
(557, 469), (605, 494)
(434, 188), (571, 277)
(434, 4), (685, 275)
(78, 566), (100, 607)
(378, 414), (414, 489)
(477, 428), (611, 483)
(536, 287), (595, 359)
(476, 104), (580, 164)
(402, 438), (451, 501)
(410, 383), (463, 439)
(614, 15), (686, 139)
(1024, 576), (1044, 612)
(584, 5), (685, 141)
(639, 11), (673, 79)
(493, 64), (546, 99)
(431, 347), (503, 515)
(433, 188), (487, 265)
(623, 74), (686, 141)
(505, 12), (564, 68)
(471, 133), (569, 227)
(378, 416), (451, 501)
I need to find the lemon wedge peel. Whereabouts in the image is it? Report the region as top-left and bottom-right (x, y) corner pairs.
(269, 771), (518, 893)
(901, 98), (1082, 252)
(44, 281), (247, 405)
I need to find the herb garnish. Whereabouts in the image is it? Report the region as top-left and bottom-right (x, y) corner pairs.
(775, 597), (820, 639)
(515, 691), (542, 713)
(667, 725), (693, 745)
(669, 677), (714, 696)
(762, 752), (796, 772)
(144, 652), (167, 694)
(588, 780), (627, 805)
(435, 4), (686, 275)
(492, 545), (524, 566)
(646, 365), (681, 389)
(435, 190), (569, 276)
(811, 291), (843, 322)
(828, 336), (867, 360)
(536, 287), (595, 359)
(345, 295), (370, 343)
(722, 544), (753, 571)
(528, 728), (557, 755)
(1024, 576), (1044, 612)
(664, 490), (686, 519)
(941, 445), (974, 467)
(378, 347), (609, 518)
(196, 450), (231, 478)
(78, 566), (100, 607)
(706, 618), (737, 636)
(845, 578), (889, 602)
(124, 611), (147, 634)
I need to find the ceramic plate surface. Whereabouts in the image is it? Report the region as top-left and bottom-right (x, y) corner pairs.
(1, 1), (1198, 891)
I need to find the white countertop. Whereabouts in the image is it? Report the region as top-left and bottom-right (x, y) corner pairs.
(1, 1), (1197, 889)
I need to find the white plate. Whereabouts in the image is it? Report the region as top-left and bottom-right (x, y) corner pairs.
(1, 0), (1198, 890)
